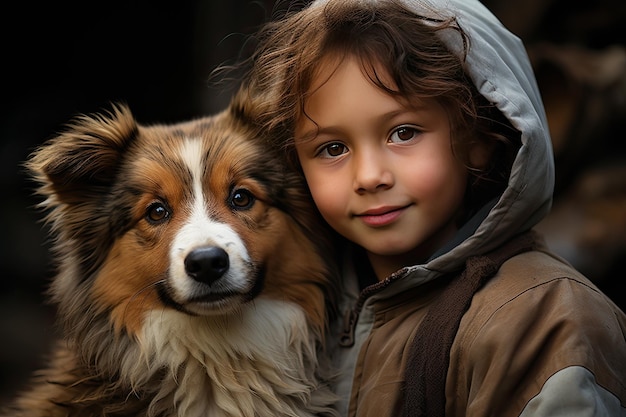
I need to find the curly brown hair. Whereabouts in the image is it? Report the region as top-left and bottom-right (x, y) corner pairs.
(228, 0), (520, 222)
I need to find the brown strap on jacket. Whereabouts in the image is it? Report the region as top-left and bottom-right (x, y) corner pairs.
(401, 231), (539, 417)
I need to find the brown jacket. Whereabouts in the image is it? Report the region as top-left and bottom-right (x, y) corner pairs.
(329, 235), (626, 416)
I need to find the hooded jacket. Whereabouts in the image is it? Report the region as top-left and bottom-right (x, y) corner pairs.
(311, 0), (626, 416)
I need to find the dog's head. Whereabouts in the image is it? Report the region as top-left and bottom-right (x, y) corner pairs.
(27, 104), (336, 339)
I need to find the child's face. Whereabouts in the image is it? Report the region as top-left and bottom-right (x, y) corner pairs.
(295, 57), (469, 279)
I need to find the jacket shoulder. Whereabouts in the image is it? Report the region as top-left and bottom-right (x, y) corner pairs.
(447, 249), (626, 416)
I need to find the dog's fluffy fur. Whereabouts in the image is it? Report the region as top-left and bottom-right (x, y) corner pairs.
(3, 104), (339, 416)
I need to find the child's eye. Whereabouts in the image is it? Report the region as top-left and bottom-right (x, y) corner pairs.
(318, 142), (348, 158)
(389, 126), (420, 143)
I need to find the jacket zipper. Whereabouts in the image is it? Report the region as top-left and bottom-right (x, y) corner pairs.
(339, 277), (397, 347)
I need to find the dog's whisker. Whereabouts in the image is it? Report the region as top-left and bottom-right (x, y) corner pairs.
(120, 279), (167, 322)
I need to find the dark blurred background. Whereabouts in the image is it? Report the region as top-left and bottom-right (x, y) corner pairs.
(1, 0), (625, 402)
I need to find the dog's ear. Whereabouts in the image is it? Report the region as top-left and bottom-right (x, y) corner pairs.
(229, 85), (263, 130)
(27, 103), (138, 205)
(228, 83), (286, 133)
(25, 103), (139, 279)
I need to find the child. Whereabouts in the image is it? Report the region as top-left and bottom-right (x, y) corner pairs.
(230, 0), (626, 415)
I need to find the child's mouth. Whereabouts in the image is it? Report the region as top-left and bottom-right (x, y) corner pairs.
(356, 205), (408, 227)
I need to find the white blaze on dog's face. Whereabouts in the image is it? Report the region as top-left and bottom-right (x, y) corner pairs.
(167, 138), (253, 314)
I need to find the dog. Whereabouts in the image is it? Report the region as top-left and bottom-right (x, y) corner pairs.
(3, 103), (339, 416)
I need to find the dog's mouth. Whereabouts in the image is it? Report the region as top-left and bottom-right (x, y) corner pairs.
(156, 262), (265, 316)
(190, 291), (241, 304)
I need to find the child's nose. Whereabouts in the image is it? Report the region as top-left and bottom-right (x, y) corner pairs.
(353, 150), (393, 193)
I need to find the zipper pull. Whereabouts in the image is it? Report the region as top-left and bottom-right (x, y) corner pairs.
(340, 308), (358, 347)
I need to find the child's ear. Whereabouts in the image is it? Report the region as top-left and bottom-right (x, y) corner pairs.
(468, 140), (496, 171)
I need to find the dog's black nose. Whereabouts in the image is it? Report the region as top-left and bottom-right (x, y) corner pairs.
(184, 246), (230, 284)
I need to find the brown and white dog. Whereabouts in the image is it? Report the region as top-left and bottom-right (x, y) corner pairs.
(3, 103), (339, 416)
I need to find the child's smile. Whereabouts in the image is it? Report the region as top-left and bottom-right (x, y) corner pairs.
(295, 56), (469, 279)
(354, 204), (411, 227)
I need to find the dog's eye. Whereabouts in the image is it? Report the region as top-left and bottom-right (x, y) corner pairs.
(229, 188), (255, 210)
(146, 202), (170, 224)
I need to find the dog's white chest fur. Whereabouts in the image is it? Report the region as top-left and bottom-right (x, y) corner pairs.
(130, 298), (328, 417)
